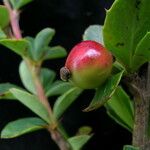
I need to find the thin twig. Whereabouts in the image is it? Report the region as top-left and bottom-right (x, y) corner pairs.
(4, 0), (22, 39)
(4, 1), (70, 149)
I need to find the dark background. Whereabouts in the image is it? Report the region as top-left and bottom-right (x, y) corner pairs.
(0, 0), (132, 149)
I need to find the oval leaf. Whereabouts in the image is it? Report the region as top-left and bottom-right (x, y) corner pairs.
(33, 28), (55, 61)
(0, 39), (30, 57)
(19, 61), (56, 94)
(84, 71), (124, 111)
(105, 86), (134, 131)
(83, 25), (104, 44)
(0, 83), (21, 100)
(43, 46), (67, 60)
(46, 81), (73, 97)
(53, 87), (82, 119)
(9, 88), (51, 124)
(68, 135), (92, 150)
(0, 5), (9, 28)
(1, 117), (47, 138)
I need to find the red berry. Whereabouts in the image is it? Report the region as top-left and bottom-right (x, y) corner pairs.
(60, 40), (113, 89)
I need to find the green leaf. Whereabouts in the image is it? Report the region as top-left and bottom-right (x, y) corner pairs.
(77, 126), (92, 136)
(68, 135), (92, 150)
(84, 71), (124, 111)
(19, 61), (56, 94)
(10, 0), (33, 9)
(19, 61), (36, 94)
(0, 83), (21, 99)
(123, 145), (140, 150)
(0, 39), (30, 57)
(33, 28), (55, 61)
(0, 28), (7, 39)
(43, 46), (67, 60)
(53, 87), (82, 119)
(103, 0), (150, 72)
(1, 117), (47, 138)
(9, 88), (51, 124)
(0, 5), (9, 28)
(83, 25), (104, 44)
(105, 86), (134, 131)
(132, 32), (150, 71)
(46, 81), (73, 97)
(40, 68), (56, 92)
(25, 36), (34, 59)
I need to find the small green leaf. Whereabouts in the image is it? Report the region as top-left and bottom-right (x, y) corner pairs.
(9, 88), (51, 124)
(46, 81), (73, 97)
(43, 46), (67, 60)
(68, 135), (92, 150)
(19, 61), (36, 94)
(53, 87), (82, 119)
(123, 145), (140, 150)
(10, 0), (33, 9)
(40, 68), (56, 92)
(0, 39), (30, 57)
(1, 117), (47, 138)
(103, 0), (150, 72)
(105, 86), (134, 131)
(25, 36), (34, 59)
(84, 71), (124, 111)
(0, 28), (7, 39)
(83, 25), (104, 44)
(19, 61), (56, 94)
(33, 28), (55, 61)
(132, 32), (150, 71)
(0, 83), (21, 99)
(77, 126), (92, 136)
(0, 5), (9, 28)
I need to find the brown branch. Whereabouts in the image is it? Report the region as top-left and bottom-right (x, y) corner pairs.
(4, 0), (22, 39)
(128, 65), (150, 150)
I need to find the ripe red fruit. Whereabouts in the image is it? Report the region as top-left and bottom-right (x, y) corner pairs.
(60, 40), (113, 89)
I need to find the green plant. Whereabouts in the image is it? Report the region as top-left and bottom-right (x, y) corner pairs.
(0, 0), (92, 150)
(0, 0), (149, 150)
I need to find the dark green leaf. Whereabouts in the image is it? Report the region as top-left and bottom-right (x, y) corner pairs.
(123, 145), (140, 150)
(105, 86), (134, 131)
(10, 0), (33, 9)
(68, 135), (92, 150)
(103, 0), (150, 72)
(0, 39), (30, 57)
(132, 32), (150, 71)
(9, 88), (51, 123)
(84, 71), (124, 111)
(33, 28), (55, 60)
(83, 25), (104, 44)
(1, 117), (47, 138)
(43, 46), (67, 60)
(0, 5), (9, 28)
(46, 81), (73, 97)
(53, 87), (82, 119)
